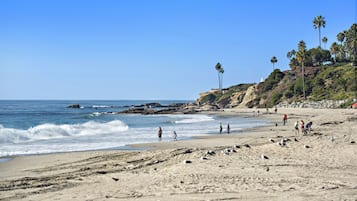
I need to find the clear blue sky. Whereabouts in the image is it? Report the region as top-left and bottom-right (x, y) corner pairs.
(0, 0), (356, 100)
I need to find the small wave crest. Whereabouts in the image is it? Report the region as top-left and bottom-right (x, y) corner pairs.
(175, 115), (214, 124)
(0, 120), (128, 144)
(92, 105), (111, 108)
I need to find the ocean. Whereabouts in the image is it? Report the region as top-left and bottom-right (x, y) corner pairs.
(0, 100), (267, 157)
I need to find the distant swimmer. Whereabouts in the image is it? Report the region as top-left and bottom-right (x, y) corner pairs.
(227, 123), (230, 134)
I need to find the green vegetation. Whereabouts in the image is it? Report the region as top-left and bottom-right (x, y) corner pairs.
(200, 20), (357, 108)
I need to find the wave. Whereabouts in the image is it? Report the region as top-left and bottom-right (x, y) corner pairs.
(174, 115), (214, 124)
(0, 120), (128, 144)
(92, 105), (112, 108)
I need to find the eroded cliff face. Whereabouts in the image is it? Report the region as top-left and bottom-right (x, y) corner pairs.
(234, 85), (258, 108)
(196, 84), (258, 108)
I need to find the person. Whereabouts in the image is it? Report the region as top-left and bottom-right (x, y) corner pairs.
(257, 110), (260, 116)
(283, 114), (287, 125)
(274, 107), (277, 113)
(158, 126), (162, 141)
(219, 122), (223, 134)
(294, 121), (299, 134)
(173, 130), (177, 141)
(305, 122), (313, 134)
(300, 120), (305, 134)
(227, 123), (230, 134)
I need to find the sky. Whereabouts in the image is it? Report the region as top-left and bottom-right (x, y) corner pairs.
(0, 0), (356, 100)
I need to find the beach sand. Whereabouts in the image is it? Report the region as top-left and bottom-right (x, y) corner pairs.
(0, 108), (356, 201)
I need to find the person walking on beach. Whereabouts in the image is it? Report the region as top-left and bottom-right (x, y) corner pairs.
(283, 114), (287, 125)
(158, 126), (162, 141)
(219, 122), (223, 134)
(173, 130), (177, 141)
(227, 123), (230, 134)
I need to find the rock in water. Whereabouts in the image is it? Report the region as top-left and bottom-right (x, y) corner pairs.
(68, 104), (81, 108)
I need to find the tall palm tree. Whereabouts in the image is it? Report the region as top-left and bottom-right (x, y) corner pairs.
(296, 40), (307, 99)
(270, 56), (278, 70)
(313, 15), (326, 48)
(215, 62), (224, 91)
(322, 36), (328, 49)
(330, 42), (340, 62)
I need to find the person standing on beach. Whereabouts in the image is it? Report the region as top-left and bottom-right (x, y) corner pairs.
(283, 114), (287, 125)
(158, 127), (162, 141)
(300, 120), (305, 134)
(219, 123), (223, 134)
(227, 123), (230, 134)
(294, 121), (299, 134)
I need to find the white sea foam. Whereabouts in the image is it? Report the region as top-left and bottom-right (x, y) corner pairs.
(92, 105), (111, 108)
(0, 120), (128, 144)
(174, 115), (214, 124)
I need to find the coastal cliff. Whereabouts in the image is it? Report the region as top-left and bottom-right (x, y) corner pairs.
(197, 63), (356, 109)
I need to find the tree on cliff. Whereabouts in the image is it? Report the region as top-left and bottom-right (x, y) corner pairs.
(313, 15), (326, 48)
(296, 40), (307, 99)
(215, 62), (224, 91)
(270, 56), (278, 70)
(322, 36), (328, 49)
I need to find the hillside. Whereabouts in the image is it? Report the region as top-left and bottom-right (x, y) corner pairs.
(197, 63), (357, 108)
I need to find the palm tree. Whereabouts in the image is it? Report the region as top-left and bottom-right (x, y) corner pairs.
(270, 56), (278, 70)
(215, 62), (224, 91)
(286, 49), (296, 59)
(313, 15), (326, 48)
(330, 42), (340, 62)
(322, 36), (328, 49)
(337, 31), (346, 44)
(296, 40), (307, 99)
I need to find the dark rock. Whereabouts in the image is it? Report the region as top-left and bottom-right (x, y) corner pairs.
(68, 104), (81, 108)
(112, 177), (119, 181)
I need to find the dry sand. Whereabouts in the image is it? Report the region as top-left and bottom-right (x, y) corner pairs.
(0, 108), (356, 201)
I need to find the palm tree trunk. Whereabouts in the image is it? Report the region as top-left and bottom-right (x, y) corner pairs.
(217, 72), (221, 91)
(319, 28), (321, 48)
(302, 62), (306, 99)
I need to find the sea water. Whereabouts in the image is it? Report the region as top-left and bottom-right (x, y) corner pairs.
(0, 100), (267, 157)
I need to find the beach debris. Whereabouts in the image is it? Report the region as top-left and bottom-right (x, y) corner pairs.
(331, 135), (335, 142)
(266, 166), (270, 172)
(269, 138), (275, 143)
(350, 140), (355, 144)
(277, 138), (287, 147)
(234, 144), (241, 149)
(112, 177), (119, 182)
(261, 154), (269, 160)
(206, 150), (216, 155)
(244, 144), (251, 148)
(96, 171), (107, 175)
(294, 138), (299, 142)
(200, 156), (208, 160)
(304, 145), (310, 149)
(182, 160), (192, 164)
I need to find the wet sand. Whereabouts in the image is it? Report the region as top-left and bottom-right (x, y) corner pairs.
(0, 108), (356, 201)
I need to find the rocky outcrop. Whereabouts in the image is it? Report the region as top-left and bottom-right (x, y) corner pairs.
(67, 104), (81, 109)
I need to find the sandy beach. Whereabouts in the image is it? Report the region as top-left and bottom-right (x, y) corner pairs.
(0, 108), (356, 201)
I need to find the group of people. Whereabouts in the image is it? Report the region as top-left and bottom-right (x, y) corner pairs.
(294, 120), (313, 135)
(157, 126), (177, 141)
(220, 122), (230, 134)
